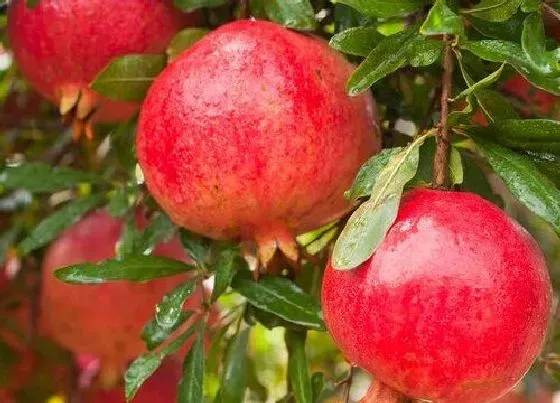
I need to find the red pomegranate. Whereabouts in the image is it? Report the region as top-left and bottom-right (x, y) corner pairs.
(137, 20), (380, 262)
(7, 0), (197, 131)
(502, 75), (558, 118)
(40, 210), (203, 382)
(322, 189), (552, 403)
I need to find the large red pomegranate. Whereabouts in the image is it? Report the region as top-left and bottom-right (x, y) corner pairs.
(322, 189), (552, 403)
(7, 0), (197, 128)
(40, 210), (203, 382)
(502, 75), (558, 118)
(137, 20), (380, 261)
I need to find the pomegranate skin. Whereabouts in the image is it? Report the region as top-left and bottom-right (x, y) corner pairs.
(137, 20), (380, 243)
(40, 211), (202, 375)
(503, 75), (558, 118)
(7, 0), (196, 123)
(322, 189), (552, 403)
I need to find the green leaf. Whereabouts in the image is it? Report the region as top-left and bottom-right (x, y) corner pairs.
(346, 148), (405, 201)
(133, 212), (175, 256)
(231, 270), (325, 331)
(116, 215), (137, 259)
(167, 28), (210, 62)
(91, 54), (166, 102)
(472, 119), (560, 154)
(311, 372), (325, 402)
(110, 119), (137, 171)
(452, 63), (505, 101)
(26, 0), (39, 7)
(19, 195), (103, 255)
(264, 0), (316, 30)
(245, 305), (307, 331)
(141, 311), (193, 350)
(347, 27), (418, 96)
(329, 26), (382, 57)
(461, 0), (523, 22)
(450, 147), (464, 185)
(178, 323), (205, 403)
(420, 0), (464, 36)
(521, 13), (560, 77)
(525, 151), (560, 187)
(211, 247), (246, 302)
(156, 277), (198, 329)
(0, 163), (103, 193)
(521, 0), (540, 12)
(466, 13), (524, 42)
(0, 226), (18, 264)
(407, 38), (445, 67)
(332, 135), (428, 270)
(473, 137), (560, 232)
(174, 0), (227, 11)
(180, 229), (211, 266)
(336, 0), (427, 17)
(55, 255), (195, 285)
(285, 331), (312, 403)
(462, 40), (560, 95)
(475, 89), (520, 122)
(126, 324), (199, 401)
(219, 328), (250, 403)
(247, 358), (268, 402)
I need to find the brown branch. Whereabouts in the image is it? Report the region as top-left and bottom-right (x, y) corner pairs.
(432, 36), (455, 190)
(544, 3), (560, 23)
(342, 365), (355, 403)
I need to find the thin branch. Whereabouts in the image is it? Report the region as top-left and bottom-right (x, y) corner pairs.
(544, 3), (560, 23)
(343, 365), (355, 403)
(432, 36), (455, 190)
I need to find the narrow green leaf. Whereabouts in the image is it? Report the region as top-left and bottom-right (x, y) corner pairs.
(116, 215), (137, 259)
(91, 54), (166, 102)
(473, 137), (560, 232)
(476, 89), (520, 122)
(0, 163), (103, 193)
(264, 0), (316, 30)
(311, 372), (325, 402)
(407, 38), (445, 67)
(452, 63), (505, 101)
(336, 0), (427, 18)
(178, 323), (205, 403)
(231, 271), (325, 331)
(173, 0), (226, 11)
(219, 328), (250, 403)
(156, 277), (198, 329)
(180, 229), (211, 265)
(134, 212), (175, 256)
(347, 27), (418, 96)
(329, 26), (382, 57)
(521, 13), (560, 77)
(466, 13), (524, 42)
(525, 151), (560, 187)
(333, 135), (428, 270)
(247, 358), (268, 402)
(107, 187), (134, 218)
(167, 28), (210, 62)
(141, 311), (193, 350)
(286, 331), (312, 403)
(55, 255), (196, 285)
(19, 195), (103, 255)
(461, 0), (523, 22)
(420, 0), (464, 36)
(212, 248), (246, 302)
(449, 147), (464, 185)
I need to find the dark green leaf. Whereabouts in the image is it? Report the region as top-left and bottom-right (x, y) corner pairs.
(461, 0), (523, 22)
(247, 358), (268, 402)
(19, 195), (103, 255)
(333, 135), (428, 270)
(462, 40), (560, 95)
(311, 372), (325, 402)
(178, 323), (205, 403)
(452, 63), (505, 101)
(522, 13), (559, 77)
(0, 226), (18, 264)
(467, 13), (524, 42)
(156, 277), (198, 329)
(264, 0), (316, 30)
(475, 89), (520, 122)
(174, 0), (226, 11)
(231, 271), (325, 331)
(141, 311), (193, 350)
(285, 331), (312, 403)
(180, 229), (211, 265)
(245, 305), (307, 331)
(521, 0), (540, 12)
(110, 119), (137, 171)
(212, 248), (246, 302)
(116, 215), (137, 259)
(420, 0), (464, 36)
(107, 187), (134, 218)
(0, 163), (103, 193)
(91, 54), (166, 102)
(473, 137), (560, 232)
(133, 212), (175, 256)
(219, 328), (250, 403)
(347, 27), (418, 96)
(55, 255), (195, 285)
(336, 0), (427, 17)
(460, 152), (503, 205)
(407, 38), (445, 67)
(329, 26), (382, 57)
(167, 28), (210, 62)
(525, 151), (560, 187)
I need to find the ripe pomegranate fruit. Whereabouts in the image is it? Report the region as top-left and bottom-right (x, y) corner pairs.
(322, 189), (552, 403)
(7, 0), (198, 136)
(40, 210), (203, 382)
(502, 75), (558, 118)
(137, 20), (380, 263)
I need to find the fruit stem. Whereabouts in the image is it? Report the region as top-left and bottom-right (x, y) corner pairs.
(343, 365), (355, 403)
(432, 36), (455, 190)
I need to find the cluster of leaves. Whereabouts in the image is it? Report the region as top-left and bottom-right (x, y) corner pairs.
(1, 0), (560, 402)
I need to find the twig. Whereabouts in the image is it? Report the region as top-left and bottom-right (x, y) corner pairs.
(432, 36), (455, 190)
(544, 3), (560, 23)
(342, 365), (355, 403)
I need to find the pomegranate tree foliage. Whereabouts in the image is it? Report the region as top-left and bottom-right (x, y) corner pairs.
(0, 0), (560, 402)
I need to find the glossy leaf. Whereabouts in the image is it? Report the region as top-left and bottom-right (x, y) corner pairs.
(180, 229), (211, 265)
(178, 323), (205, 403)
(329, 26), (382, 57)
(141, 311), (193, 350)
(134, 212), (175, 256)
(467, 13), (524, 41)
(91, 54), (166, 102)
(219, 328), (250, 403)
(461, 0), (523, 22)
(0, 163), (103, 193)
(231, 270), (325, 331)
(55, 255), (196, 284)
(452, 63), (505, 101)
(156, 277), (198, 329)
(167, 28), (210, 62)
(521, 13), (559, 76)
(286, 331), (312, 403)
(407, 38), (445, 67)
(19, 194), (103, 255)
(337, 0), (427, 17)
(473, 137), (560, 232)
(264, 0), (316, 30)
(333, 135), (428, 270)
(211, 247), (246, 302)
(420, 0), (464, 36)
